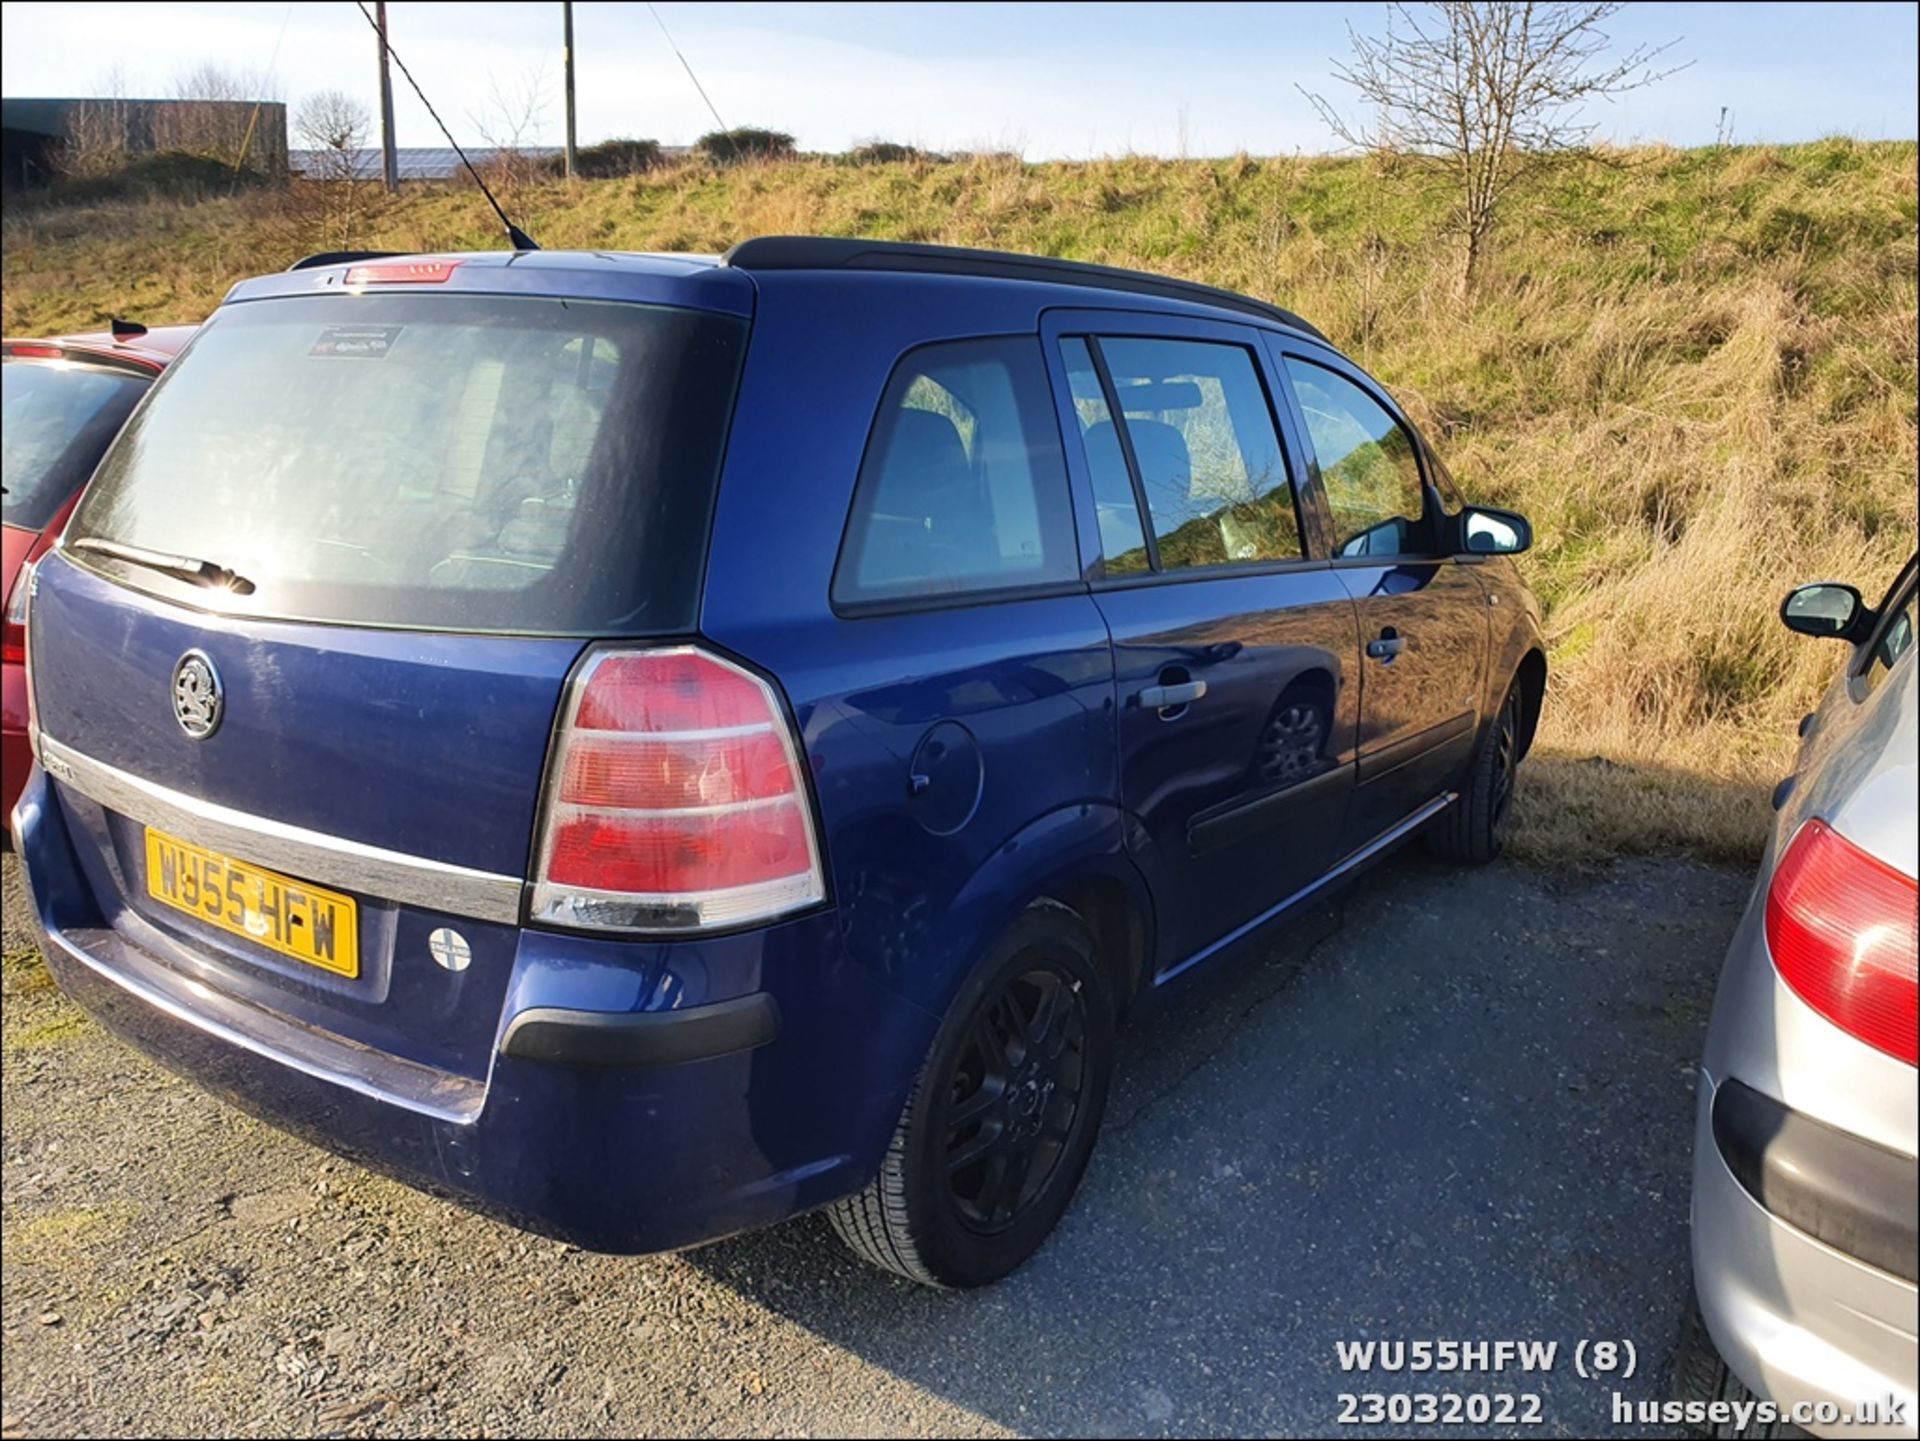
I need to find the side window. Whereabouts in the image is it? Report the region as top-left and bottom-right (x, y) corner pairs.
(1284, 358), (1431, 557)
(1094, 337), (1302, 571)
(834, 337), (1079, 607)
(1059, 338), (1150, 576)
(1861, 580), (1917, 697)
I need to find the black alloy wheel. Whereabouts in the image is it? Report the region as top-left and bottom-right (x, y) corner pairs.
(828, 906), (1116, 1287)
(942, 961), (1091, 1234)
(1489, 685), (1521, 833)
(1428, 672), (1528, 864)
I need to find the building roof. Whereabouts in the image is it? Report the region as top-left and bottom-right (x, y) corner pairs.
(3, 96), (282, 138)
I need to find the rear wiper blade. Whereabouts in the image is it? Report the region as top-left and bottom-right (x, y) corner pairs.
(70, 538), (256, 595)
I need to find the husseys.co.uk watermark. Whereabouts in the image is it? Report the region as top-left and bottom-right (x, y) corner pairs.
(1333, 1337), (1911, 1430)
(1612, 1393), (1910, 1432)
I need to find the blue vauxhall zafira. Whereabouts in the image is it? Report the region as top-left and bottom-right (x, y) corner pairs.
(13, 238), (1545, 1286)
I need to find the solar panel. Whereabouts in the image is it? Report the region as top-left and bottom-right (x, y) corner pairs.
(289, 146), (564, 180)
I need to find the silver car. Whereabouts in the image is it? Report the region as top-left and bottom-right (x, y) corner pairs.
(1678, 556), (1918, 1437)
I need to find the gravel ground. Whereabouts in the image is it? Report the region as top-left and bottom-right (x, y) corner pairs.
(1, 848), (1750, 1438)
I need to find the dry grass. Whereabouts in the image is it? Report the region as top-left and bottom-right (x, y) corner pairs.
(4, 140), (1915, 864)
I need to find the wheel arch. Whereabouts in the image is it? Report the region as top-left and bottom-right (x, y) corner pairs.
(1036, 872), (1152, 1019)
(1513, 647), (1547, 760)
(930, 803), (1156, 1025)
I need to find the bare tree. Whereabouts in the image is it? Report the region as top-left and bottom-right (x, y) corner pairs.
(470, 62), (552, 196)
(295, 90), (372, 181)
(159, 59), (284, 168)
(1304, 3), (1682, 294)
(95, 63), (139, 99)
(171, 59), (281, 102)
(61, 68), (140, 179)
(288, 90), (375, 250)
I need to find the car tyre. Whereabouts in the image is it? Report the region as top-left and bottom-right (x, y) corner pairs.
(1670, 1292), (1808, 1438)
(1428, 675), (1523, 864)
(828, 905), (1116, 1287)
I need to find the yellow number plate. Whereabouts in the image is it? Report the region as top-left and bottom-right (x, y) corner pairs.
(144, 828), (359, 978)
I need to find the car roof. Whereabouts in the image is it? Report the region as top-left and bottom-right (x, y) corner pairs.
(721, 236), (1326, 339)
(2, 324), (197, 372)
(248, 238), (1324, 338)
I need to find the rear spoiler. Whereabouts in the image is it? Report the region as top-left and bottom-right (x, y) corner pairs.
(286, 251), (406, 272)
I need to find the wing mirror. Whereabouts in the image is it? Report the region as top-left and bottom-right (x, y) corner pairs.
(1780, 582), (1874, 643)
(1457, 506), (1532, 556)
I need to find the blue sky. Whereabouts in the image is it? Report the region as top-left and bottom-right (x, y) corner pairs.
(1, 1), (1914, 157)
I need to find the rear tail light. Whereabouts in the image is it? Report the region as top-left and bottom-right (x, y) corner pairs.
(345, 259), (463, 286)
(3, 559), (32, 666)
(529, 645), (825, 933)
(1766, 819), (1918, 1066)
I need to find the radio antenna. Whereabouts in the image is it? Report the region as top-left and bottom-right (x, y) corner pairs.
(351, 1), (539, 251)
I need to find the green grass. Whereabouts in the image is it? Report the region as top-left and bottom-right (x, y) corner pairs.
(4, 140), (1914, 862)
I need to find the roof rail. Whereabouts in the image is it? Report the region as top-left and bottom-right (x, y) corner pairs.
(286, 250), (406, 272)
(721, 236), (1326, 341)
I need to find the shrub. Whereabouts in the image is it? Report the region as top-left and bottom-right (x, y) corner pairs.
(569, 138), (664, 179)
(696, 127), (796, 165)
(48, 150), (272, 206)
(847, 140), (936, 165)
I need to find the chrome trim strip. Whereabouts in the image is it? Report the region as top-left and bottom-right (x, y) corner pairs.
(37, 736), (525, 925)
(528, 868), (825, 933)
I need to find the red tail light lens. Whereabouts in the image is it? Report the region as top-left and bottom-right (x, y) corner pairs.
(530, 646), (825, 932)
(1766, 819), (1919, 1066)
(2, 560), (30, 665)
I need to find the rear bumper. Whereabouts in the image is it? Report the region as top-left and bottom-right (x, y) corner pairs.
(1713, 1079), (1917, 1284)
(13, 767), (934, 1254)
(1692, 1069), (1919, 1437)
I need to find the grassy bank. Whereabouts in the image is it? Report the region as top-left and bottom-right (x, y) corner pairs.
(4, 140), (1915, 863)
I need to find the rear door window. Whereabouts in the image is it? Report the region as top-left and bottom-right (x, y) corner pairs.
(1076, 336), (1302, 572)
(833, 337), (1079, 607)
(2, 359), (150, 531)
(65, 294), (747, 634)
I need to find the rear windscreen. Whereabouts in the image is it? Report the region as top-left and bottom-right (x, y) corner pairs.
(66, 293), (747, 634)
(2, 359), (150, 531)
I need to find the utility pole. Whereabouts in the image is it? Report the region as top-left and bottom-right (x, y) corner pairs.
(563, 1), (577, 181)
(376, 0), (398, 193)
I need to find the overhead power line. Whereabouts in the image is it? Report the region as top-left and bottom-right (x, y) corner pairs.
(646, 1), (728, 133)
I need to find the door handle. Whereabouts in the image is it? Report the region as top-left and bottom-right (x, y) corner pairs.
(1138, 680), (1207, 710)
(1366, 630), (1405, 661)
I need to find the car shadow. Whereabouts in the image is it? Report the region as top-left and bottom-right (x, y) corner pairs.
(682, 851), (1751, 1436)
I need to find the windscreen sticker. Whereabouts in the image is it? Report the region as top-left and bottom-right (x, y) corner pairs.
(309, 324), (403, 359)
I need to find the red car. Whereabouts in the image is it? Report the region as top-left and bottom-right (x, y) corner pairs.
(3, 324), (195, 825)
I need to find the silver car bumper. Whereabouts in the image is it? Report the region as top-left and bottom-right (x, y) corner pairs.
(1692, 1067), (1919, 1438)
